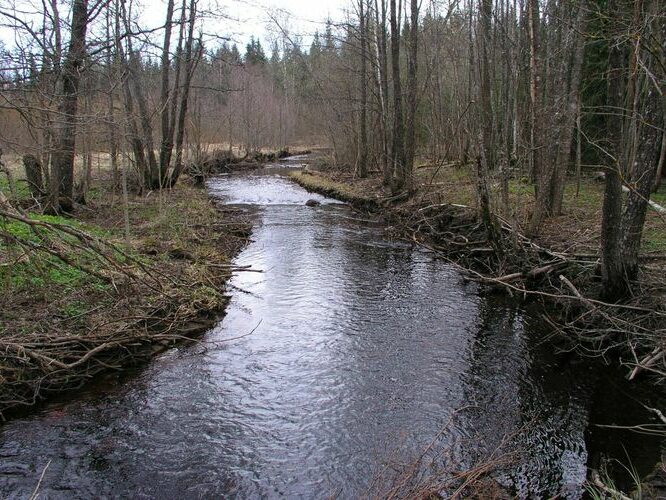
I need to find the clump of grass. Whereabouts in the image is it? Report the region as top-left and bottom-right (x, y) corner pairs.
(289, 171), (380, 211)
(586, 459), (644, 500)
(62, 301), (88, 318)
(641, 227), (666, 252)
(290, 171), (368, 199)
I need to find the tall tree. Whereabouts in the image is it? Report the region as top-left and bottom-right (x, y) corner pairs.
(390, 0), (406, 192)
(403, 0), (419, 191)
(374, 0), (391, 185)
(48, 0), (89, 213)
(620, 0), (665, 282)
(600, 0), (629, 300)
(357, 0), (368, 178)
(158, 0), (176, 178)
(170, 0), (201, 186)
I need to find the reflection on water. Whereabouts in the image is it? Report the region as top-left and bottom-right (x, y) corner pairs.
(0, 169), (663, 499)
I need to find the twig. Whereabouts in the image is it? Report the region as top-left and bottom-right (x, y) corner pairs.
(29, 459), (51, 500)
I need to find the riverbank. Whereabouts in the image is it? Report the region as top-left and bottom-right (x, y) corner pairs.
(291, 165), (666, 495)
(0, 174), (251, 418)
(290, 166), (666, 371)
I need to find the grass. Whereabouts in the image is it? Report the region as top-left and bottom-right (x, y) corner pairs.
(1, 156), (248, 345)
(422, 164), (666, 253)
(0, 175), (31, 201)
(0, 207), (121, 295)
(289, 171), (379, 208)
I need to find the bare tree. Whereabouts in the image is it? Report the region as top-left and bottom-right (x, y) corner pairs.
(158, 0), (176, 177)
(403, 0), (419, 191)
(389, 0), (406, 192)
(47, 0), (89, 213)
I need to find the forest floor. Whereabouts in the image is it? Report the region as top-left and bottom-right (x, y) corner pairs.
(0, 163), (251, 418)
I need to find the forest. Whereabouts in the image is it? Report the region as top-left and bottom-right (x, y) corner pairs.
(0, 0), (665, 497)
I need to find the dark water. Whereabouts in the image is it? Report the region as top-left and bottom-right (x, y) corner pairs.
(0, 166), (663, 498)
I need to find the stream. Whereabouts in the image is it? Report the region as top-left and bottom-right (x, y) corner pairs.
(0, 161), (664, 498)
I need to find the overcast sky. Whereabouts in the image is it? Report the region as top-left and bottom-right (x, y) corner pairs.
(0, 0), (350, 54)
(205, 0), (349, 49)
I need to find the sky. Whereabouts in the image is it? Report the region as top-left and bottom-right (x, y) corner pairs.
(200, 0), (349, 50)
(0, 0), (350, 55)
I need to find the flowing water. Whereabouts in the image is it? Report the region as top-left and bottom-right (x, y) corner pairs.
(0, 163), (663, 498)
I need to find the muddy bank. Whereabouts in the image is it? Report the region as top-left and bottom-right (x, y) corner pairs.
(0, 180), (251, 419)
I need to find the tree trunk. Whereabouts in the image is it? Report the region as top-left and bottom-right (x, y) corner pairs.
(127, 50), (160, 189)
(48, 0), (88, 213)
(375, 0), (391, 186)
(22, 154), (43, 197)
(105, 7), (119, 193)
(167, 0), (187, 180)
(549, 0), (588, 215)
(478, 0), (494, 170)
(158, 0), (176, 177)
(621, 1), (665, 281)
(170, 0), (199, 187)
(621, 88), (662, 281)
(403, 0), (418, 191)
(526, 0), (545, 234)
(115, 13), (148, 187)
(600, 0), (629, 301)
(119, 0), (159, 189)
(390, 0), (406, 192)
(358, 0), (368, 178)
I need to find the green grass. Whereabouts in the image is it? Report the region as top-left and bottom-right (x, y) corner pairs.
(0, 175), (31, 201)
(0, 212), (114, 294)
(61, 301), (88, 318)
(648, 185), (666, 206)
(641, 227), (666, 252)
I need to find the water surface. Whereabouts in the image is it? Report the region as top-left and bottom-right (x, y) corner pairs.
(0, 167), (663, 498)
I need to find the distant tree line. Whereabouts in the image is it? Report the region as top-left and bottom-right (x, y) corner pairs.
(0, 0), (664, 300)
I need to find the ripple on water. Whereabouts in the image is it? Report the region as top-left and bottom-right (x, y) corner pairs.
(0, 171), (663, 499)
